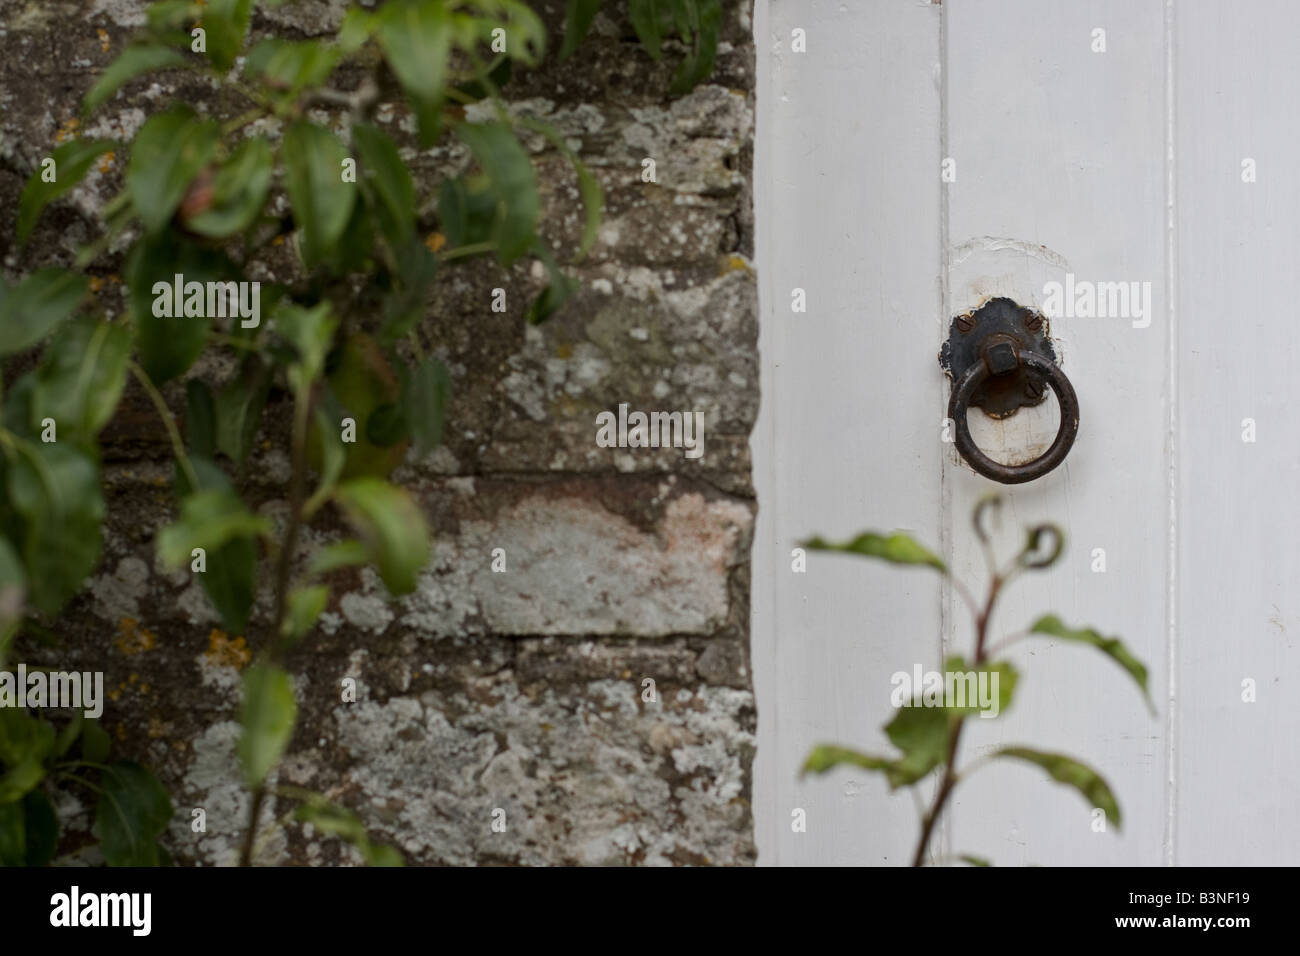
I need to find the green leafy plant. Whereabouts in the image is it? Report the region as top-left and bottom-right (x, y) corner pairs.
(800, 495), (1154, 866)
(564, 0), (722, 94)
(2, 0), (720, 866)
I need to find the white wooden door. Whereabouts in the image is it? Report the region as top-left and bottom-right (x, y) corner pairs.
(753, 0), (1300, 865)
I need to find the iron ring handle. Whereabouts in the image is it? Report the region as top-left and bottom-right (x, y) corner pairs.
(949, 351), (1079, 484)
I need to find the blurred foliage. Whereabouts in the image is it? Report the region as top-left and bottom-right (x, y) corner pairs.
(1, 0), (719, 867)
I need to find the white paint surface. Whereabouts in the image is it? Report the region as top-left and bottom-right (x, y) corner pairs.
(753, 0), (1299, 865)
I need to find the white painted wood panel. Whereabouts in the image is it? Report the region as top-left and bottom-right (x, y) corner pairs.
(940, 0), (1170, 866)
(754, 0), (1300, 865)
(753, 0), (944, 865)
(1175, 0), (1300, 865)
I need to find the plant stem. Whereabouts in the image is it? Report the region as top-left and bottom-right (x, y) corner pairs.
(237, 391), (312, 866)
(128, 362), (199, 490)
(220, 107), (264, 137)
(238, 788), (267, 867)
(910, 572), (1003, 867)
(911, 719), (963, 867)
(438, 240), (497, 262)
(973, 574), (1003, 665)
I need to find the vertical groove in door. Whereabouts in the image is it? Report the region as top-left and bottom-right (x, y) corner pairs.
(1162, 0), (1180, 869)
(936, 0), (954, 864)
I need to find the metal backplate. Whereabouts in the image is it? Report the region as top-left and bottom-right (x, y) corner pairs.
(938, 297), (1057, 420)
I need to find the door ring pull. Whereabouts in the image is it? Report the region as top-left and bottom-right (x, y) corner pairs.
(939, 297), (1079, 484)
(949, 350), (1078, 484)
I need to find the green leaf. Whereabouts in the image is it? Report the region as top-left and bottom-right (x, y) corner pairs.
(0, 707), (54, 767)
(475, 0), (547, 65)
(940, 656), (1019, 717)
(175, 455), (230, 501)
(204, 0), (253, 72)
(527, 243), (580, 325)
(97, 760), (173, 866)
(306, 405), (346, 510)
(186, 136), (273, 238)
(815, 659), (1018, 797)
(322, 197), (376, 277)
(84, 45), (189, 113)
(213, 355), (271, 464)
(273, 301), (337, 396)
(282, 585), (328, 642)
(377, 0), (452, 145)
(0, 269), (87, 357)
(5, 441), (104, 615)
(803, 698), (968, 790)
(156, 487), (270, 568)
(176, 460), (258, 635)
(294, 798), (364, 841)
(402, 356), (450, 457)
(146, 2), (201, 31)
(379, 237), (437, 344)
(668, 0), (694, 41)
(319, 334), (406, 480)
(31, 317), (132, 441)
(2, 788), (61, 864)
(307, 539), (369, 577)
(352, 123), (415, 249)
(1029, 614), (1154, 713)
(0, 761), (47, 804)
(81, 721), (112, 764)
(629, 0), (664, 58)
(562, 0), (603, 59)
(126, 234), (236, 383)
(455, 122), (540, 265)
(995, 746), (1122, 830)
(670, 0), (720, 94)
(56, 713), (84, 759)
(959, 853), (992, 867)
(238, 663), (296, 788)
(202, 535), (256, 635)
(365, 403), (407, 447)
(800, 745), (894, 778)
(21, 790), (58, 865)
(184, 379), (218, 459)
(802, 531), (946, 572)
(527, 284), (570, 326)
(17, 139), (116, 245)
(244, 37), (339, 94)
(452, 56), (513, 103)
(0, 372), (35, 444)
(574, 161), (603, 260)
(0, 708), (55, 804)
(0, 800), (23, 864)
(1018, 523), (1065, 569)
(334, 479), (430, 595)
(295, 798), (404, 866)
(281, 121), (357, 269)
(438, 175), (498, 250)
(336, 6), (377, 54)
(127, 106), (220, 234)
(0, 538), (25, 652)
(883, 706), (951, 787)
(362, 843), (405, 867)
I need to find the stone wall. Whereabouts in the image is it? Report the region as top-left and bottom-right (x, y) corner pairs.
(0, 0), (757, 865)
